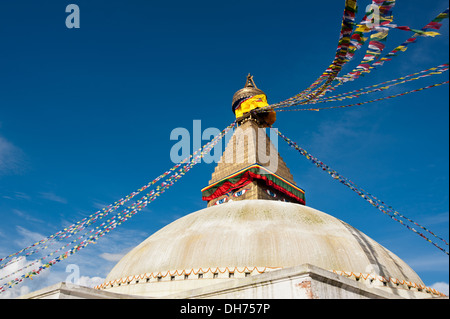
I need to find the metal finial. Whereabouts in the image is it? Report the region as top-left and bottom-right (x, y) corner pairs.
(245, 74), (257, 88)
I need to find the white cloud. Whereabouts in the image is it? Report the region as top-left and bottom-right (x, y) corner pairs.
(99, 252), (126, 262)
(15, 226), (46, 248)
(421, 212), (449, 226)
(0, 256), (43, 299)
(16, 226), (46, 246)
(12, 209), (44, 224)
(92, 201), (110, 210)
(0, 219), (149, 297)
(406, 253), (449, 272)
(307, 109), (389, 163)
(0, 135), (25, 176)
(2, 192), (31, 201)
(430, 282), (449, 296)
(0, 284), (30, 299)
(38, 192), (68, 204)
(75, 275), (105, 288)
(13, 192), (31, 200)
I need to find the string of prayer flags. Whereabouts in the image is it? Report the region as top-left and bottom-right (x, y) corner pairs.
(263, 5), (448, 112)
(281, 0), (393, 106)
(335, 8), (449, 84)
(309, 1), (396, 96)
(385, 25), (440, 37)
(267, 0), (389, 110)
(277, 129), (449, 255)
(275, 81), (449, 112)
(0, 121), (237, 293)
(0, 120), (237, 273)
(301, 0), (359, 102)
(304, 64), (449, 105)
(357, 1), (395, 65)
(271, 0), (359, 106)
(258, 65), (448, 113)
(0, 159), (188, 269)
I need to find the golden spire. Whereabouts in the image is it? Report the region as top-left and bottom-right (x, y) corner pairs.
(231, 74), (266, 114)
(244, 73), (257, 88)
(231, 74), (276, 127)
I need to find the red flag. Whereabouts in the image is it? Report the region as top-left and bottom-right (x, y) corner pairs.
(424, 22), (443, 29)
(396, 26), (412, 31)
(368, 41), (385, 51)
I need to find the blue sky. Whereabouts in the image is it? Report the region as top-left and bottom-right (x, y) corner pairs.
(0, 0), (448, 298)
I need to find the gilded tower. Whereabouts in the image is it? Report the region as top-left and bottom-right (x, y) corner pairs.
(201, 75), (306, 207)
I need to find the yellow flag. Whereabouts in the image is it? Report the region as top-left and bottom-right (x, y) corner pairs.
(355, 25), (371, 33)
(371, 31), (388, 40)
(423, 31), (440, 37)
(235, 94), (269, 118)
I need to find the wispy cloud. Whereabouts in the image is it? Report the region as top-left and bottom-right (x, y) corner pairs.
(92, 201), (110, 210)
(420, 212), (449, 226)
(12, 209), (44, 224)
(14, 226), (46, 248)
(99, 252), (126, 262)
(406, 253), (449, 272)
(308, 110), (388, 161)
(13, 192), (31, 200)
(0, 135), (26, 176)
(2, 192), (31, 201)
(38, 192), (67, 204)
